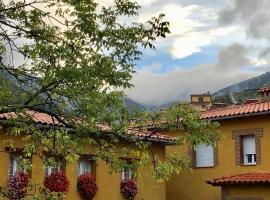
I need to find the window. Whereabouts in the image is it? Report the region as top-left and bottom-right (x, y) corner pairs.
(195, 144), (214, 167)
(8, 149), (31, 177)
(77, 159), (92, 176)
(198, 97), (204, 103)
(45, 163), (61, 176)
(232, 128), (263, 165)
(8, 154), (20, 176)
(243, 135), (256, 165)
(121, 166), (133, 180)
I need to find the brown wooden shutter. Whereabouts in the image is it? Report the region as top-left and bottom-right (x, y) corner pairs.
(189, 146), (196, 168)
(255, 134), (262, 164)
(232, 133), (241, 165)
(239, 136), (244, 165)
(214, 145), (218, 166)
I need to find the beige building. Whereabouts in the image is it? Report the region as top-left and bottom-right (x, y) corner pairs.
(190, 92), (213, 111)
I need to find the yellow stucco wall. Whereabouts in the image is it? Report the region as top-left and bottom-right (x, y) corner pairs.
(165, 115), (270, 200)
(224, 185), (270, 200)
(0, 130), (166, 200)
(191, 95), (212, 103)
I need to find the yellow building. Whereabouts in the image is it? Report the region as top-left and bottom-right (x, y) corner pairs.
(190, 93), (213, 111)
(0, 111), (174, 200)
(166, 100), (270, 200)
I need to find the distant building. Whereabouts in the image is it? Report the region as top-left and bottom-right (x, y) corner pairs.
(258, 86), (270, 101)
(244, 98), (259, 104)
(190, 92), (213, 111)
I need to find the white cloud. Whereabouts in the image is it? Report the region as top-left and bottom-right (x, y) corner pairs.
(171, 32), (211, 59)
(126, 43), (261, 105)
(135, 0), (157, 6)
(126, 65), (259, 105)
(251, 58), (267, 66)
(124, 0), (270, 105)
(137, 4), (215, 58)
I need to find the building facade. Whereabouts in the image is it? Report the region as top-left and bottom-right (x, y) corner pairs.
(0, 111), (174, 200)
(190, 93), (213, 111)
(166, 100), (270, 200)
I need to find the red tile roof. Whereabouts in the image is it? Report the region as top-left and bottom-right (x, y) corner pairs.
(0, 110), (175, 144)
(207, 173), (270, 186)
(202, 101), (270, 120)
(96, 123), (175, 143)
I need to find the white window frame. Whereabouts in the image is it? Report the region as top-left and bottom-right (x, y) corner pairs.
(243, 135), (256, 165)
(196, 143), (214, 168)
(8, 154), (19, 177)
(45, 164), (61, 176)
(121, 166), (133, 181)
(77, 159), (92, 176)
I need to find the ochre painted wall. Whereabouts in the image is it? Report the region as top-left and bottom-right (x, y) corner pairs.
(165, 115), (270, 200)
(191, 95), (212, 103)
(224, 185), (270, 200)
(0, 131), (166, 200)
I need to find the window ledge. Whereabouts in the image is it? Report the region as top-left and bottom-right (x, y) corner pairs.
(193, 166), (215, 169)
(241, 163), (257, 167)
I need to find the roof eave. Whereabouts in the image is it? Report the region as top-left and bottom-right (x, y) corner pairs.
(203, 110), (270, 121)
(0, 119), (175, 145)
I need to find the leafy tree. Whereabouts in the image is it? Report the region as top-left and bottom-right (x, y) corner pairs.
(0, 0), (220, 199)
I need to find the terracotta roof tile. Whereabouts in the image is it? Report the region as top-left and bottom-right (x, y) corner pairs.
(202, 101), (270, 120)
(0, 110), (64, 126)
(0, 110), (175, 144)
(207, 173), (270, 186)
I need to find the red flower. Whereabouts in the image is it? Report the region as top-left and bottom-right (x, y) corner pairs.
(120, 179), (137, 200)
(8, 171), (29, 200)
(44, 171), (69, 192)
(77, 173), (97, 200)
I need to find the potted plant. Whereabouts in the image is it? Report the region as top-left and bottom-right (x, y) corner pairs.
(77, 173), (97, 200)
(44, 171), (69, 193)
(120, 179), (137, 200)
(8, 171), (29, 200)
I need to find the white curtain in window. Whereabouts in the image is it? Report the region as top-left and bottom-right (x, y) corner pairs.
(45, 164), (61, 176)
(121, 167), (132, 180)
(78, 159), (91, 176)
(9, 154), (18, 176)
(196, 143), (214, 167)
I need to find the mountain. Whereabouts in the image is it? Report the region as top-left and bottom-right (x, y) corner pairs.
(214, 72), (270, 97)
(0, 70), (147, 113)
(123, 97), (148, 112)
(213, 72), (270, 103)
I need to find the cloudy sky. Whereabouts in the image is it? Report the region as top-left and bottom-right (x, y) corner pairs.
(123, 0), (270, 106)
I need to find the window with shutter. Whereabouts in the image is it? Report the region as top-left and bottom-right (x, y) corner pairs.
(195, 144), (214, 167)
(232, 128), (263, 166)
(243, 135), (256, 165)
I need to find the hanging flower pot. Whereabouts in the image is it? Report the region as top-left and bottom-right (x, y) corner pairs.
(44, 171), (69, 193)
(120, 179), (137, 200)
(77, 173), (98, 200)
(8, 171), (29, 200)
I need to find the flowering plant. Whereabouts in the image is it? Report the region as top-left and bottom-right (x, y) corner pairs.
(120, 179), (137, 200)
(8, 171), (29, 200)
(77, 173), (97, 200)
(44, 171), (69, 193)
